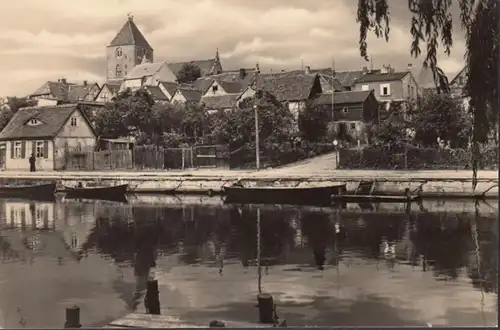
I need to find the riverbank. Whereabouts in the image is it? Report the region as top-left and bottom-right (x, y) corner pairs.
(0, 169), (497, 198)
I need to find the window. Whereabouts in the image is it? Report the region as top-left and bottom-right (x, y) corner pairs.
(13, 141), (22, 159)
(116, 48), (123, 58)
(350, 123), (356, 130)
(116, 64), (122, 77)
(342, 107), (349, 113)
(361, 84), (370, 91)
(101, 92), (109, 102)
(380, 83), (391, 96)
(35, 141), (44, 158)
(70, 117), (77, 126)
(124, 64), (128, 76)
(212, 85), (218, 93)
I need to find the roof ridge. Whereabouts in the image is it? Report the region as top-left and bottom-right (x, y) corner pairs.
(18, 103), (78, 111)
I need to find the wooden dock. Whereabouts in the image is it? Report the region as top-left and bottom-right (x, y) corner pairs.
(106, 313), (269, 328)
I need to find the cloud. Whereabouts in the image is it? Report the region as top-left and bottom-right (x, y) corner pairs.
(0, 0), (466, 96)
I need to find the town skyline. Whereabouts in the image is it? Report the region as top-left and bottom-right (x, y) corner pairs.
(0, 0), (467, 96)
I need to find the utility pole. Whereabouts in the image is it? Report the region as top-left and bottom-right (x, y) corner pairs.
(254, 69), (261, 170)
(331, 58), (335, 120)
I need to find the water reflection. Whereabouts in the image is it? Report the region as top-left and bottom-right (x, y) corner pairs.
(0, 197), (497, 327)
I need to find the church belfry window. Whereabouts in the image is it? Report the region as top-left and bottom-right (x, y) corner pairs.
(124, 64), (128, 76)
(116, 47), (123, 58)
(116, 64), (122, 77)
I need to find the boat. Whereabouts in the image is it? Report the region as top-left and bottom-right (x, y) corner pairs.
(63, 184), (129, 202)
(222, 184), (347, 206)
(0, 182), (56, 199)
(331, 194), (420, 203)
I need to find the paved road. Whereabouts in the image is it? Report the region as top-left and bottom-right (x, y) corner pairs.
(0, 152), (496, 180)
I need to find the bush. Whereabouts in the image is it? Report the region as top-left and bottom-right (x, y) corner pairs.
(338, 145), (498, 170)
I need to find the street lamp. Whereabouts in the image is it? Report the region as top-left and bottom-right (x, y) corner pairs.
(333, 139), (339, 168)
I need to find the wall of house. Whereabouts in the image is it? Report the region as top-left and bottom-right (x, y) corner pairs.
(53, 109), (97, 170)
(106, 45), (137, 83)
(4, 140), (55, 171)
(401, 73), (419, 102)
(203, 81), (229, 97)
(95, 86), (113, 103)
(354, 79), (405, 102)
(85, 85), (101, 101)
(170, 92), (187, 104)
(237, 87), (256, 106)
(362, 95), (380, 122)
(37, 98), (59, 107)
(121, 78), (143, 91)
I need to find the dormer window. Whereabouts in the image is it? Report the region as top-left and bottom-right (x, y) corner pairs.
(26, 118), (42, 126)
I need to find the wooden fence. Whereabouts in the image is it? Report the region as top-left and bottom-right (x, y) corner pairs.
(64, 150), (134, 171)
(63, 145), (230, 171)
(133, 145), (229, 170)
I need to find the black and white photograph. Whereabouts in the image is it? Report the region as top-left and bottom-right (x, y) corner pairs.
(0, 0), (497, 328)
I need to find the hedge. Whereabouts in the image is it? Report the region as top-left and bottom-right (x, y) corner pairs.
(338, 145), (498, 170)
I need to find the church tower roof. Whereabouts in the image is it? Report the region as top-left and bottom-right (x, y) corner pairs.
(108, 14), (153, 50)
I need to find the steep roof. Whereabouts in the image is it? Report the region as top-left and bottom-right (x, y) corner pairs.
(158, 81), (178, 96)
(311, 69), (372, 87)
(355, 71), (409, 84)
(200, 94), (239, 110)
(31, 81), (99, 101)
(313, 91), (373, 105)
(68, 83), (99, 101)
(0, 104), (94, 141)
(125, 61), (166, 80)
(108, 17), (153, 50)
(318, 75), (346, 91)
(193, 70), (256, 93)
(450, 66), (466, 85)
(414, 66), (437, 90)
(176, 88), (202, 102)
(167, 59), (219, 77)
(215, 80), (243, 94)
(252, 71), (320, 102)
(144, 86), (169, 101)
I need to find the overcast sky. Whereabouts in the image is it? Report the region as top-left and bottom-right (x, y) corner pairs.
(0, 0), (467, 97)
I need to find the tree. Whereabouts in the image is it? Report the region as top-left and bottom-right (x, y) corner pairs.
(411, 92), (471, 148)
(176, 63), (202, 84)
(206, 95), (294, 149)
(298, 103), (330, 142)
(369, 103), (410, 147)
(357, 0), (498, 188)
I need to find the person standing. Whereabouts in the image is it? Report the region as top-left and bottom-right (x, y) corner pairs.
(29, 153), (36, 172)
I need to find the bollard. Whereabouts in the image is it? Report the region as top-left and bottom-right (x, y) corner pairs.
(257, 293), (274, 324)
(145, 279), (161, 315)
(64, 306), (81, 328)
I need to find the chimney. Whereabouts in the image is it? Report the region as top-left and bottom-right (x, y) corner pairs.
(380, 65), (388, 74)
(304, 66), (311, 74)
(239, 68), (246, 79)
(61, 78), (67, 84)
(83, 80), (87, 86)
(362, 66), (368, 74)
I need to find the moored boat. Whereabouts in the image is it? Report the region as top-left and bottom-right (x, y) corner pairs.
(222, 184), (347, 206)
(63, 184), (129, 202)
(0, 182), (56, 198)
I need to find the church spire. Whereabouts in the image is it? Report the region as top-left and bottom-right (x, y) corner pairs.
(215, 48), (220, 61)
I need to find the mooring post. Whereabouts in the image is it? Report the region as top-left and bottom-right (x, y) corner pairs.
(145, 279), (161, 315)
(64, 305), (81, 328)
(257, 293), (274, 323)
(405, 188), (411, 202)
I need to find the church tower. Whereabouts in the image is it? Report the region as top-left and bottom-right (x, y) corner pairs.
(106, 14), (154, 83)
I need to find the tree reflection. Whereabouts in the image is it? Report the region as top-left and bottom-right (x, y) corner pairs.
(411, 214), (470, 280)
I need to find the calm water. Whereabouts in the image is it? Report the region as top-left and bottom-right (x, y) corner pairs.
(0, 195), (497, 327)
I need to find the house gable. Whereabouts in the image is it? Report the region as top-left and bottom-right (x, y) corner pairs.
(55, 108), (97, 140)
